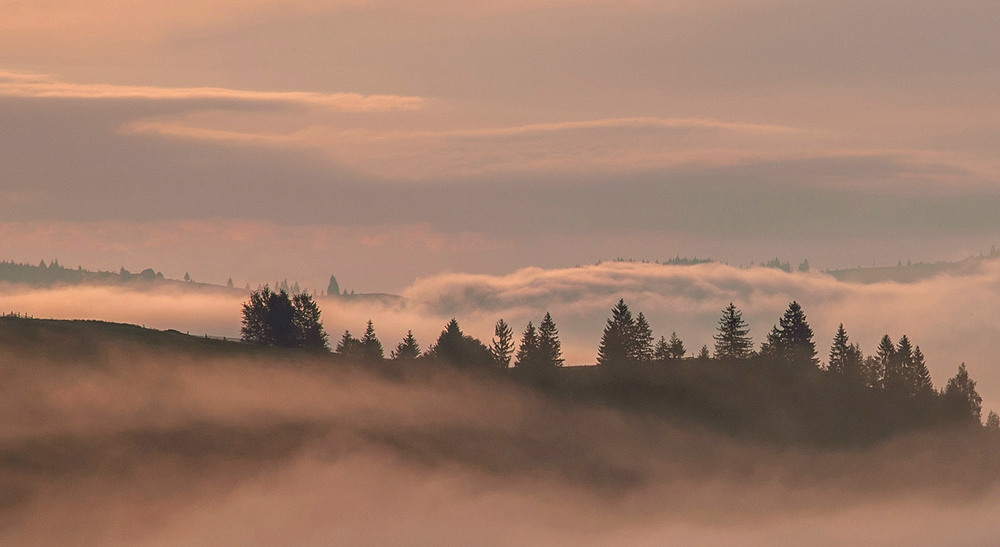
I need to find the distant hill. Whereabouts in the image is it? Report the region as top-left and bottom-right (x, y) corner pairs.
(825, 253), (999, 284)
(0, 259), (404, 302)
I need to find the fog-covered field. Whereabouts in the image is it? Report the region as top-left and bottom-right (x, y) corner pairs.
(0, 325), (998, 546)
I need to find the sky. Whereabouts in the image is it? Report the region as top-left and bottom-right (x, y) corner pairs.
(1, 0), (999, 291)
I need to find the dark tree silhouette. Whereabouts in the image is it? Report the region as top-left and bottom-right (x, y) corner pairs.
(392, 330), (421, 360)
(335, 330), (365, 358)
(427, 318), (493, 368)
(697, 344), (711, 360)
(241, 287), (326, 350)
(943, 363), (982, 424)
(761, 301), (817, 367)
(828, 323), (863, 382)
(490, 319), (514, 369)
(514, 321), (540, 369)
(328, 274), (340, 297)
(292, 293), (329, 350)
(360, 320), (384, 361)
(537, 312), (564, 368)
(597, 299), (637, 367)
(633, 312), (654, 364)
(873, 334), (895, 389)
(654, 336), (670, 361)
(987, 411), (1000, 429)
(911, 346), (934, 399)
(713, 302), (752, 360)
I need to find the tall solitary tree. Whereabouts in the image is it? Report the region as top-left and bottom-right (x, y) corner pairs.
(713, 302), (753, 360)
(490, 319), (515, 369)
(597, 299), (637, 367)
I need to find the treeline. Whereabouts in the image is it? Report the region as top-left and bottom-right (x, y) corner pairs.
(240, 288), (993, 429)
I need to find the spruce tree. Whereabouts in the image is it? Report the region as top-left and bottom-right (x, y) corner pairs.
(943, 363), (982, 424)
(335, 330), (364, 358)
(292, 292), (329, 350)
(632, 312), (654, 363)
(713, 302), (753, 360)
(360, 320), (384, 360)
(391, 331), (421, 360)
(667, 331), (686, 360)
(653, 336), (669, 362)
(537, 312), (564, 367)
(490, 319), (515, 369)
(911, 346), (934, 399)
(514, 321), (540, 369)
(597, 299), (637, 367)
(697, 345), (711, 360)
(776, 301), (818, 367)
(873, 334), (895, 389)
(828, 323), (851, 374)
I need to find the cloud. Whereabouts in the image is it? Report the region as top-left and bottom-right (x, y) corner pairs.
(0, 70), (423, 112)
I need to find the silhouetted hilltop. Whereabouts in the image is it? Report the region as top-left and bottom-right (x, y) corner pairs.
(826, 252), (1000, 284)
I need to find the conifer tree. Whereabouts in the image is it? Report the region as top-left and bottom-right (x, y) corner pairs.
(653, 336), (670, 362)
(391, 330), (421, 360)
(514, 321), (540, 369)
(335, 330), (364, 358)
(713, 302), (753, 360)
(873, 334), (895, 389)
(911, 346), (934, 399)
(537, 312), (564, 367)
(632, 312), (654, 363)
(427, 318), (493, 368)
(292, 292), (329, 350)
(828, 324), (851, 374)
(987, 411), (1000, 429)
(697, 345), (711, 360)
(943, 363), (982, 424)
(597, 299), (637, 367)
(360, 320), (384, 360)
(776, 301), (818, 367)
(889, 335), (915, 395)
(667, 331), (686, 360)
(490, 319), (515, 369)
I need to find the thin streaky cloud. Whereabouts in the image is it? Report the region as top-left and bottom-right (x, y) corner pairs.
(0, 70), (423, 112)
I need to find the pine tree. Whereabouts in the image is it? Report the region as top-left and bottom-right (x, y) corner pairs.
(873, 334), (895, 389)
(943, 363), (982, 424)
(597, 299), (637, 367)
(667, 331), (686, 360)
(632, 312), (654, 363)
(653, 336), (670, 362)
(328, 275), (340, 297)
(391, 331), (421, 360)
(713, 302), (753, 360)
(886, 335), (913, 395)
(911, 346), (934, 399)
(427, 318), (493, 368)
(987, 411), (1000, 429)
(537, 312), (564, 367)
(828, 324), (851, 374)
(697, 345), (711, 360)
(776, 301), (817, 367)
(360, 320), (384, 360)
(292, 292), (329, 350)
(335, 330), (364, 358)
(514, 321), (540, 369)
(490, 319), (514, 369)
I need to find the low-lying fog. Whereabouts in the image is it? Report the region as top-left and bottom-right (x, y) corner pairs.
(3, 261), (1000, 411)
(1, 337), (998, 546)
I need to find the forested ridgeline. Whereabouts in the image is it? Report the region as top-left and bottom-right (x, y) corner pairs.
(241, 289), (993, 445)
